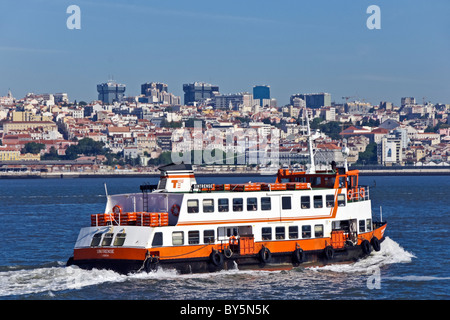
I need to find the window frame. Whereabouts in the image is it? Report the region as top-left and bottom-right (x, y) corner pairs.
(301, 196), (310, 209)
(289, 226), (299, 239)
(261, 197), (271, 211)
(281, 196), (292, 210)
(188, 230), (200, 245)
(187, 199), (199, 213)
(218, 198), (229, 212)
(233, 198), (243, 212)
(313, 195), (323, 208)
(261, 227), (272, 240)
(172, 231), (184, 245)
(301, 225), (311, 238)
(202, 199), (214, 213)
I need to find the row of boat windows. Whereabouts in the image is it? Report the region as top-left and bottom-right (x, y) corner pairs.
(152, 225), (324, 247)
(89, 219), (373, 248)
(187, 194), (346, 213)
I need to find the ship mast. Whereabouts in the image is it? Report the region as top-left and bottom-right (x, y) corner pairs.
(305, 108), (316, 174)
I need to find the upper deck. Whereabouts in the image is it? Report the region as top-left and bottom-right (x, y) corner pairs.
(90, 163), (370, 228)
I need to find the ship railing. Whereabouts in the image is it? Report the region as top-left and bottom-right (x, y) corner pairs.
(348, 185), (370, 202)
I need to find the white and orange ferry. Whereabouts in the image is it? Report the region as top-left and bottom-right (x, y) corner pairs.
(67, 160), (387, 274)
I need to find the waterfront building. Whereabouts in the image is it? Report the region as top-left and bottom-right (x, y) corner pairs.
(183, 82), (219, 105)
(97, 81), (126, 104)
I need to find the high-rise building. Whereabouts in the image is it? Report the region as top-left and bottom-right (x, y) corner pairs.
(183, 82), (219, 105)
(290, 93), (331, 109)
(141, 82), (168, 95)
(97, 81), (126, 104)
(139, 82), (180, 105)
(253, 85), (270, 107)
(401, 97), (415, 108)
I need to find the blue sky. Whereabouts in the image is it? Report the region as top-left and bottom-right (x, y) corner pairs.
(0, 0), (449, 106)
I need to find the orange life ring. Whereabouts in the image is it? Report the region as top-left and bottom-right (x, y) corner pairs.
(229, 236), (238, 246)
(360, 188), (365, 199)
(171, 204), (180, 216)
(347, 190), (353, 200)
(112, 205), (122, 214)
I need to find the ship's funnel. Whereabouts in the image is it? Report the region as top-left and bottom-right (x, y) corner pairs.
(157, 163), (197, 192)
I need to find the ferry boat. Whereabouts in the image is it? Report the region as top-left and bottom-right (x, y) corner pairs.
(67, 162), (387, 274)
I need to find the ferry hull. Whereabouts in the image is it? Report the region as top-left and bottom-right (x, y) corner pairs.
(68, 223), (386, 275)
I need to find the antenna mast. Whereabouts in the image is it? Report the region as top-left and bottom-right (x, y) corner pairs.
(305, 108), (316, 174)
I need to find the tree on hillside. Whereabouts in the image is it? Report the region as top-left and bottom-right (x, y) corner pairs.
(21, 142), (45, 154)
(65, 138), (107, 160)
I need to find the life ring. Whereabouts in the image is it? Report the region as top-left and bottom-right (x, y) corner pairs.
(371, 236), (381, 252)
(293, 248), (305, 263)
(361, 239), (371, 255)
(112, 205), (122, 214)
(259, 246), (271, 263)
(229, 236), (238, 246)
(210, 250), (224, 267)
(324, 246), (334, 260)
(360, 188), (365, 199)
(171, 204), (180, 216)
(347, 190), (353, 200)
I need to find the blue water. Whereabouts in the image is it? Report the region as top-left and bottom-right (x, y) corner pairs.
(0, 175), (449, 300)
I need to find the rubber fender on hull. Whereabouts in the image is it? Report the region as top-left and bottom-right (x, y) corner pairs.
(361, 239), (372, 255)
(259, 247), (272, 263)
(324, 246), (334, 260)
(371, 236), (381, 252)
(210, 250), (224, 267)
(293, 248), (305, 263)
(144, 256), (159, 272)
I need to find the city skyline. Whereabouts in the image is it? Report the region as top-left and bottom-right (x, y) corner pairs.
(0, 0), (449, 105)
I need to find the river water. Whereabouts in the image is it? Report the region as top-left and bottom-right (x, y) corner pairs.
(0, 175), (448, 301)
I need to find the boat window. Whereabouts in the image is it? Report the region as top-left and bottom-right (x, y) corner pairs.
(262, 227), (272, 240)
(359, 220), (366, 233)
(204, 230), (215, 244)
(314, 195), (323, 208)
(203, 199), (214, 213)
(301, 225), (311, 238)
(187, 199), (199, 213)
(275, 226), (285, 240)
(90, 233), (102, 247)
(261, 197), (271, 210)
(188, 231), (200, 245)
(366, 219), (372, 232)
(151, 232), (163, 247)
(101, 233), (114, 246)
(311, 177), (321, 187)
(301, 196), (310, 209)
(326, 195), (335, 208)
(247, 197), (257, 211)
(113, 232), (126, 246)
(314, 225), (324, 238)
(172, 231), (184, 245)
(233, 198), (243, 211)
(337, 194), (346, 206)
(226, 227), (238, 237)
(218, 198), (229, 212)
(289, 226), (299, 239)
(282, 196), (291, 210)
